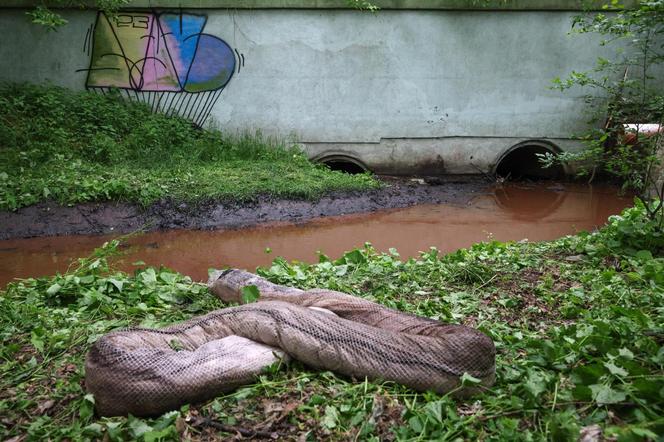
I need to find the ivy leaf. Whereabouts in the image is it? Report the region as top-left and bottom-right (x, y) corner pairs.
(30, 328), (45, 352)
(322, 405), (339, 429)
(79, 394), (95, 420)
(631, 428), (659, 439)
(83, 423), (103, 437)
(524, 369), (549, 398)
(106, 422), (123, 440)
(590, 384), (626, 405)
(144, 428), (175, 442)
(343, 249), (366, 265)
(128, 417), (153, 438)
(460, 372), (482, 386)
(46, 283), (61, 296)
(241, 285), (260, 304)
(157, 291), (182, 304)
(618, 348), (634, 360)
(108, 278), (123, 292)
(141, 268), (157, 285)
(159, 272), (177, 284)
(408, 416), (423, 433)
(603, 361), (628, 377)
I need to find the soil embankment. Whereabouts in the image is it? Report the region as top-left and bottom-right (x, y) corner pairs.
(0, 177), (488, 240)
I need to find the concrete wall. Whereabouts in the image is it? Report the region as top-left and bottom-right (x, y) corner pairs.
(0, 3), (618, 174)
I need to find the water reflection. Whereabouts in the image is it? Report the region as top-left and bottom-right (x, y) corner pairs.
(0, 183), (632, 287)
(493, 183), (566, 220)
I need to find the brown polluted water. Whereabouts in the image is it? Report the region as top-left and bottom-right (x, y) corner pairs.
(0, 183), (633, 287)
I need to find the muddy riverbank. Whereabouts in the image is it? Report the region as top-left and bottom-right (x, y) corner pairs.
(0, 176), (488, 240)
(0, 181), (633, 286)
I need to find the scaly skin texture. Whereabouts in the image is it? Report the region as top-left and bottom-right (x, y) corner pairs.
(85, 269), (495, 417)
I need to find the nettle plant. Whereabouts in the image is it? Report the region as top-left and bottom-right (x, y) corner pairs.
(547, 0), (664, 222)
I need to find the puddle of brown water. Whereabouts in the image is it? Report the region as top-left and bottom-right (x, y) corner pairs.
(0, 183), (632, 287)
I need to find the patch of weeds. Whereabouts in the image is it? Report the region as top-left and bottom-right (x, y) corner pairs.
(1, 203), (663, 440)
(0, 83), (379, 211)
(0, 240), (221, 440)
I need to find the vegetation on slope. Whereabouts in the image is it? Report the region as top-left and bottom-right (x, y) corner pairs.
(1, 201), (662, 441)
(548, 0), (664, 214)
(0, 83), (377, 211)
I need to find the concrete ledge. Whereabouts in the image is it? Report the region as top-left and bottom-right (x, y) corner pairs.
(0, 0), (637, 11)
(302, 138), (585, 175)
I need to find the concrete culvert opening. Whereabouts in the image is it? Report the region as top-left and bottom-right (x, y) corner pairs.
(495, 144), (565, 180)
(319, 157), (368, 174)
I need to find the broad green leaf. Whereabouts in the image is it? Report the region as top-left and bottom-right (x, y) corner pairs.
(590, 384), (626, 405)
(631, 428), (658, 439)
(618, 348), (634, 360)
(78, 394), (95, 420)
(106, 422), (124, 441)
(343, 249), (366, 265)
(141, 268), (157, 285)
(128, 417), (153, 438)
(424, 400), (445, 423)
(157, 291), (181, 303)
(408, 416), (423, 433)
(108, 278), (123, 292)
(322, 405), (339, 429)
(603, 361), (628, 377)
(159, 272), (177, 284)
(635, 250), (652, 261)
(241, 285), (260, 304)
(46, 283), (61, 296)
(460, 372), (482, 386)
(30, 333), (44, 353)
(82, 423), (103, 436)
(89, 259), (101, 269)
(153, 410), (180, 430)
(524, 370), (549, 398)
(144, 428), (174, 442)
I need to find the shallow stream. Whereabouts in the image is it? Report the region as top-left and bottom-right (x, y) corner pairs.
(0, 182), (632, 287)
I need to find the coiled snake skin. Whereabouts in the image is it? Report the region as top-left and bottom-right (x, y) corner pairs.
(85, 269), (495, 416)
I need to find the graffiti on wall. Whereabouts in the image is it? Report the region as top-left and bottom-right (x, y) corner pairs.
(78, 11), (243, 126)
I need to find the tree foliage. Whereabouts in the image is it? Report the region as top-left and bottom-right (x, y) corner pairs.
(547, 0), (664, 222)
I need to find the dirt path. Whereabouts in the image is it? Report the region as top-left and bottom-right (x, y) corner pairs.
(0, 177), (490, 240)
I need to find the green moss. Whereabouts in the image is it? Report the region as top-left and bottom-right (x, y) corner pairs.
(1, 0), (638, 11)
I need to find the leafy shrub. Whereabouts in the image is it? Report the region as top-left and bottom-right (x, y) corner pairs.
(580, 199), (664, 257)
(549, 1), (664, 212)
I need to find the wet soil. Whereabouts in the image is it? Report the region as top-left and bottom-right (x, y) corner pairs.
(0, 176), (487, 240)
(0, 182), (633, 287)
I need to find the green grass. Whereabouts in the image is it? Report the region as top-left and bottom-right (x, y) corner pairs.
(1, 202), (662, 441)
(0, 83), (378, 210)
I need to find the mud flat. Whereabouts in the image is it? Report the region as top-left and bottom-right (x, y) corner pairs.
(0, 177), (488, 240)
(0, 181), (633, 287)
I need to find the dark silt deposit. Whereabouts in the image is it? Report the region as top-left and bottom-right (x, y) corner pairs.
(0, 181), (633, 287)
(0, 176), (487, 240)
